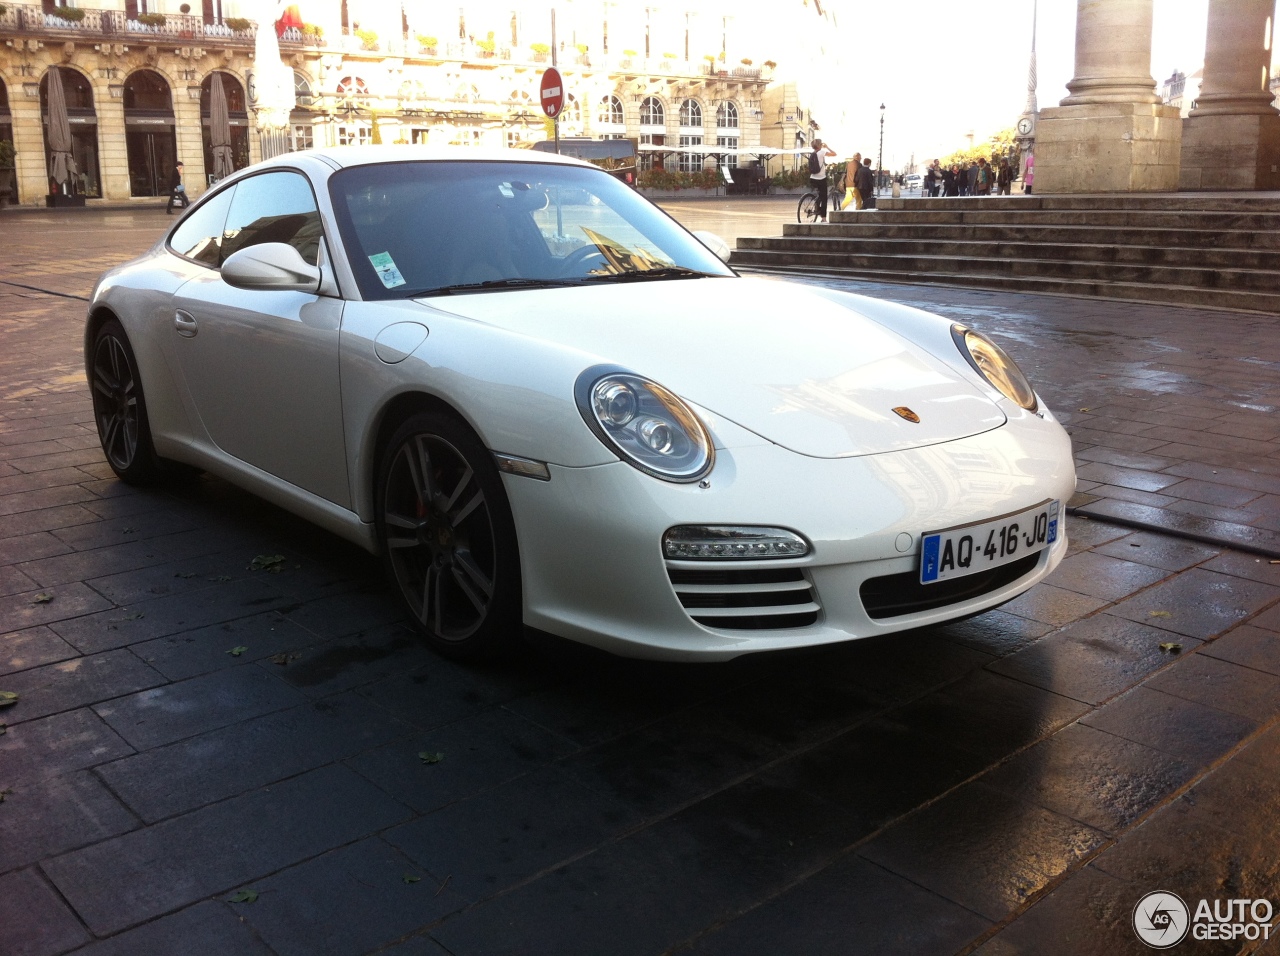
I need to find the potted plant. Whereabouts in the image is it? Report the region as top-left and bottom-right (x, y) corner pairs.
(417, 34), (437, 54)
(477, 31), (495, 56)
(301, 22), (323, 41)
(530, 41), (549, 61)
(52, 5), (86, 21)
(138, 12), (166, 27)
(0, 139), (15, 205)
(224, 16), (251, 31)
(355, 28), (378, 50)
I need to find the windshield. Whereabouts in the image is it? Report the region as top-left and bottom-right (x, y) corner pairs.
(328, 160), (734, 300)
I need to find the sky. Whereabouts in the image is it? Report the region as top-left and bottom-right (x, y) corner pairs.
(727, 0), (1226, 168)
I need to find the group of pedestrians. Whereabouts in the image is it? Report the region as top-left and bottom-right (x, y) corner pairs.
(807, 140), (877, 222)
(923, 154), (1031, 197)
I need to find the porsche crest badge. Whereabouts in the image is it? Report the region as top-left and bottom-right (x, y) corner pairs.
(892, 406), (921, 424)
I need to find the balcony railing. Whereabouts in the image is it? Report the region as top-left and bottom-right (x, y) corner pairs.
(0, 5), (256, 41)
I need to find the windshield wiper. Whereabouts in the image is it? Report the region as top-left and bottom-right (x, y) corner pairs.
(580, 266), (717, 284)
(408, 277), (582, 297)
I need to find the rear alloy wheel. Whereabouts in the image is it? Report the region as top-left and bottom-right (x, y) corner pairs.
(377, 411), (521, 662)
(90, 319), (164, 484)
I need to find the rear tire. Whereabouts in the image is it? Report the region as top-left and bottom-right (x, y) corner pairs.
(797, 193), (817, 223)
(89, 319), (165, 485)
(376, 411), (522, 663)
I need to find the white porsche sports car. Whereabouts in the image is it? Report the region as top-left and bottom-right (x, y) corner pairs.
(87, 146), (1074, 662)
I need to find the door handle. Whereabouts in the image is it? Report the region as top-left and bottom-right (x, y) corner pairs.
(174, 310), (198, 337)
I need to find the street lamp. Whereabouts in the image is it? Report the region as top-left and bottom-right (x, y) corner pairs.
(876, 103), (884, 197)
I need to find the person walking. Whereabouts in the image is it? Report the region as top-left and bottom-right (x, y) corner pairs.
(166, 160), (190, 214)
(855, 157), (875, 210)
(841, 152), (863, 209)
(996, 157), (1014, 195)
(808, 138), (836, 222)
(1022, 151), (1034, 194)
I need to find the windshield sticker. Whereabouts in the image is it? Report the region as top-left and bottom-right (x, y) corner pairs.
(369, 252), (406, 289)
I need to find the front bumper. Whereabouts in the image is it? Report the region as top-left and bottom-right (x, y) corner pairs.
(501, 414), (1074, 660)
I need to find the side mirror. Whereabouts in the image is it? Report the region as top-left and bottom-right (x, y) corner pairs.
(692, 230), (731, 263)
(221, 242), (321, 293)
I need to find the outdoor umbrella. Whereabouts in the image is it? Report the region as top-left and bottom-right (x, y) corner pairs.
(210, 75), (235, 180)
(46, 68), (73, 191)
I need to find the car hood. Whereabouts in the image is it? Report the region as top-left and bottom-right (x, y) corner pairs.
(420, 277), (1006, 458)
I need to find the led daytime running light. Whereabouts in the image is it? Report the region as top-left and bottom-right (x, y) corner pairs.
(663, 526), (811, 560)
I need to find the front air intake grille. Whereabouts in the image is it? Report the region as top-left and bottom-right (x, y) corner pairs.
(860, 553), (1040, 620)
(667, 566), (820, 630)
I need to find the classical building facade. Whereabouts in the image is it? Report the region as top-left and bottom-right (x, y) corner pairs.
(0, 0), (770, 205)
(1036, 0), (1280, 193)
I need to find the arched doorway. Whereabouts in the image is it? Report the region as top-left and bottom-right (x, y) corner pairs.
(41, 67), (102, 198)
(123, 70), (177, 197)
(200, 72), (249, 183)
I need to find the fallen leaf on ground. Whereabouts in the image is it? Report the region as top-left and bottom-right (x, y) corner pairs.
(1159, 642), (1183, 653)
(0, 693), (18, 708)
(270, 652), (301, 666)
(174, 572), (197, 579)
(418, 751), (445, 765)
(32, 593), (53, 604)
(0, 724), (6, 735)
(1148, 610), (1172, 618)
(0, 788), (12, 803)
(249, 554), (286, 573)
(227, 646), (249, 657)
(122, 528), (137, 535)
(227, 889), (258, 904)
(209, 575), (233, 582)
(111, 612), (144, 622)
(402, 873), (421, 885)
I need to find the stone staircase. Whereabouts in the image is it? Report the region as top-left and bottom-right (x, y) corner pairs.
(729, 195), (1280, 314)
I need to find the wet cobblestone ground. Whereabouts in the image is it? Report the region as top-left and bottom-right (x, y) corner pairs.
(2, 204), (1280, 956)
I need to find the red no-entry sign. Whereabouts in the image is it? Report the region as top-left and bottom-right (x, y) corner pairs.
(540, 67), (564, 118)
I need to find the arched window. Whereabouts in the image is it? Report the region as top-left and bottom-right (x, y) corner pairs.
(716, 101), (739, 129)
(679, 99), (701, 128)
(123, 71), (176, 197)
(41, 67), (102, 198)
(123, 70), (171, 111)
(294, 71), (313, 107)
(562, 93), (581, 123)
(598, 94), (624, 126)
(398, 79), (427, 102)
(639, 96), (664, 127)
(336, 76), (370, 96)
(201, 72), (250, 177)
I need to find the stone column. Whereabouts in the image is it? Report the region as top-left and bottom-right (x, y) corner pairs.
(1179, 0), (1280, 190)
(1035, 0), (1182, 192)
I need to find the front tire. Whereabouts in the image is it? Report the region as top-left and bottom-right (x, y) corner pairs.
(376, 411), (522, 662)
(90, 319), (164, 484)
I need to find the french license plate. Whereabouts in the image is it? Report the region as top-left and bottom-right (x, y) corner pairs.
(920, 500), (1059, 584)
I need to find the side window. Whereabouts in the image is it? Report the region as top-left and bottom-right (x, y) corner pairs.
(168, 186), (235, 266)
(220, 171), (324, 266)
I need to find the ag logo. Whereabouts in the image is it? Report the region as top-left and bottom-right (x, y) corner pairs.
(1134, 891), (1190, 948)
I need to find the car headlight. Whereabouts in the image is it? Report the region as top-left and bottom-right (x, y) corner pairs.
(575, 366), (714, 482)
(951, 324), (1038, 411)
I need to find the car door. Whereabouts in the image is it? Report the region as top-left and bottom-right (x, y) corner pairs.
(171, 169), (350, 508)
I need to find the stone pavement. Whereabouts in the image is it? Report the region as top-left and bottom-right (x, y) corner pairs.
(1, 207), (1280, 956)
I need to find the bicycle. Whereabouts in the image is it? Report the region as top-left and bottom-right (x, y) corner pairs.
(796, 167), (843, 223)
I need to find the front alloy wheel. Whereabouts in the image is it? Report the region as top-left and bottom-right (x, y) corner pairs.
(377, 412), (521, 661)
